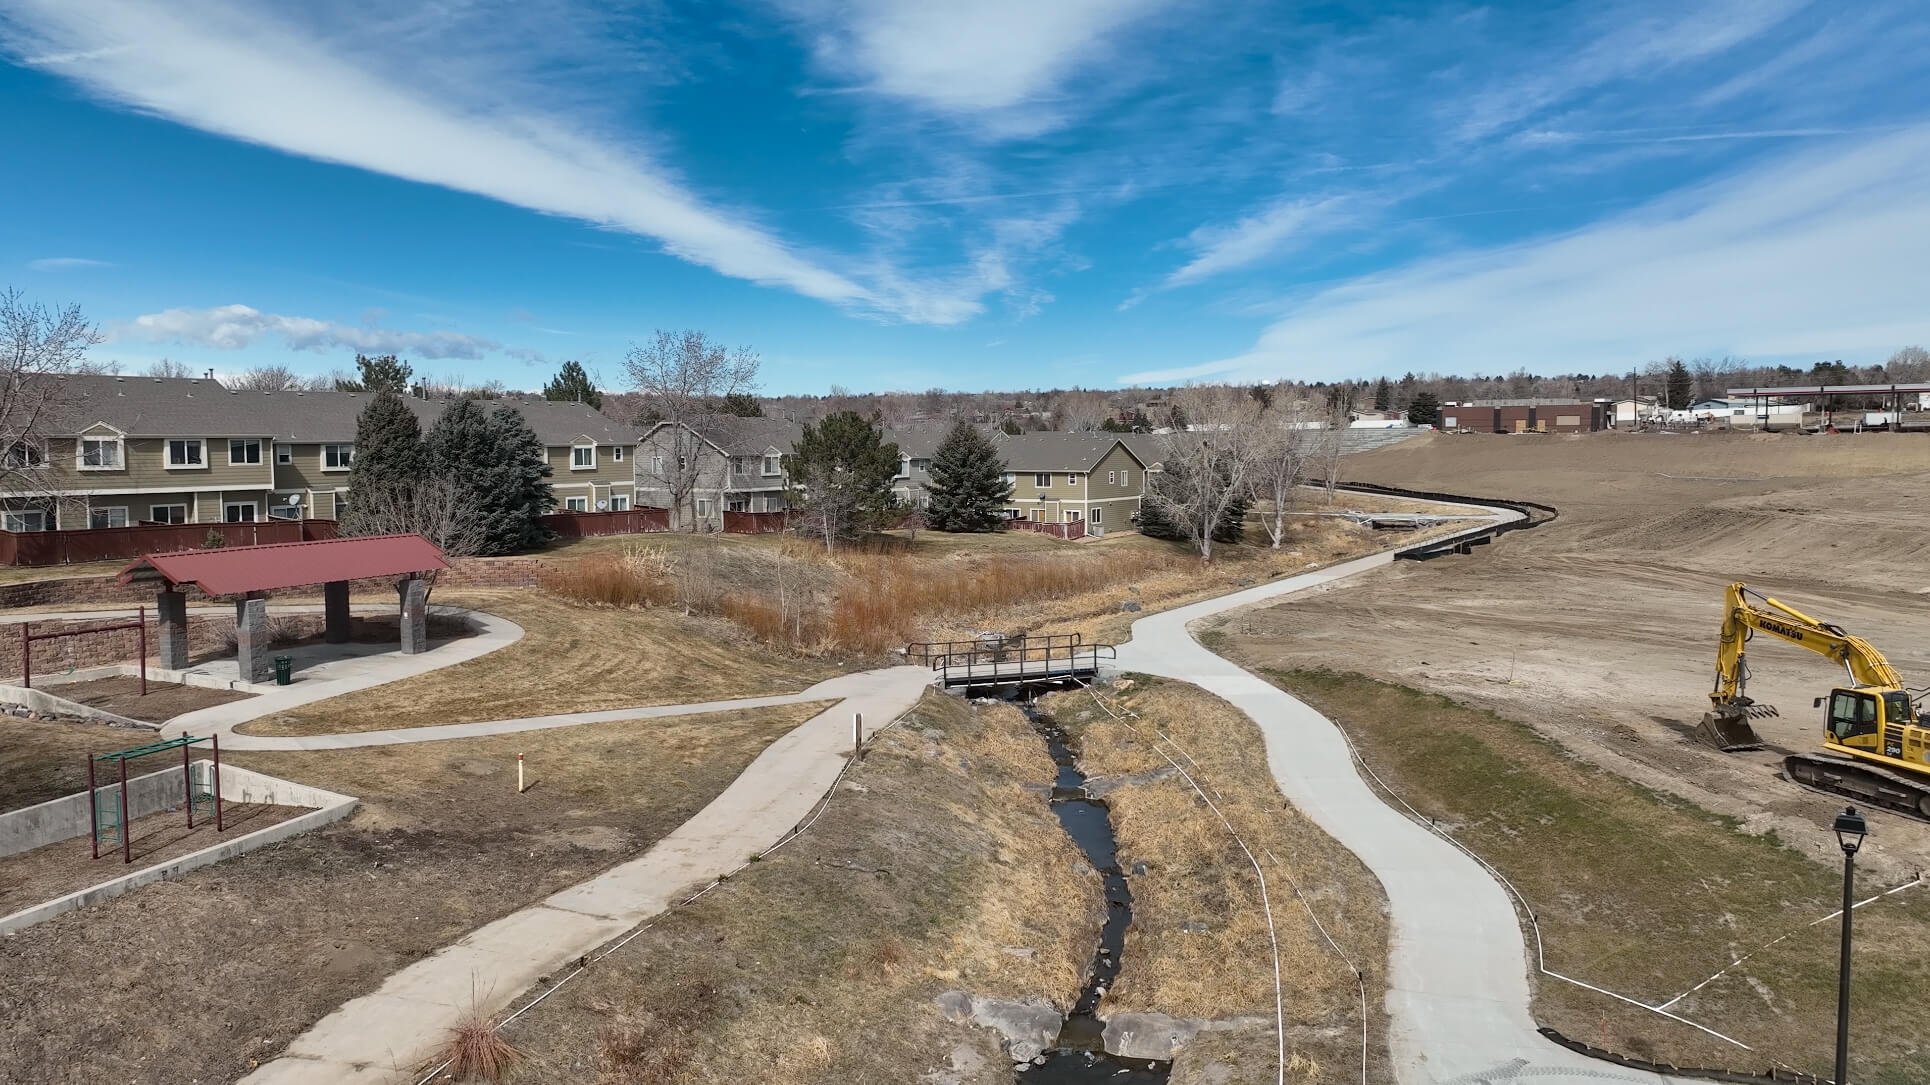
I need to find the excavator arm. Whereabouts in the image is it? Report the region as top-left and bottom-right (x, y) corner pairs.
(1711, 581), (1907, 706)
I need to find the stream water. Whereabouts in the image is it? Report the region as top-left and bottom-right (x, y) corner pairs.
(1011, 689), (1173, 1084)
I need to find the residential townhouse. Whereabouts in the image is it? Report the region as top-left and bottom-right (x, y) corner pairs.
(991, 433), (1147, 535)
(635, 417), (800, 530)
(1, 374), (638, 530)
(880, 423), (1004, 509)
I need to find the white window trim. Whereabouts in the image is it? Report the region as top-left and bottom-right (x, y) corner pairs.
(165, 438), (207, 470)
(1091, 506), (1103, 524)
(77, 435), (125, 472)
(269, 504), (301, 520)
(223, 501), (259, 523)
(609, 495), (631, 511)
(275, 445), (292, 465)
(3, 509), (46, 532)
(149, 503), (188, 524)
(89, 505), (130, 529)
(4, 439), (49, 471)
(321, 444), (355, 472)
(228, 438), (264, 466)
(762, 453), (782, 476)
(612, 445), (625, 462)
(564, 496), (590, 512)
(1033, 472), (1051, 488)
(571, 443), (597, 470)
(1107, 470), (1117, 485)
(1120, 469), (1130, 486)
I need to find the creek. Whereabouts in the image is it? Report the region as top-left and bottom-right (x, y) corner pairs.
(1011, 688), (1172, 1084)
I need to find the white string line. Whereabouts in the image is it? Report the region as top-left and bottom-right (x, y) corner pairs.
(1078, 681), (1306, 1085)
(1327, 720), (1753, 1051)
(1654, 873), (1923, 1012)
(413, 706), (912, 1085)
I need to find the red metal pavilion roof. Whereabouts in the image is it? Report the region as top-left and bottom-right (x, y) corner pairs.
(117, 534), (449, 596)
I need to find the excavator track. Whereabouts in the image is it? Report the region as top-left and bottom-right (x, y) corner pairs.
(1784, 752), (1930, 823)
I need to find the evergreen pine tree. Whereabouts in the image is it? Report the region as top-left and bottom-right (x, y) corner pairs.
(542, 361), (601, 408)
(1138, 457), (1247, 544)
(785, 411), (899, 548)
(925, 422), (1013, 532)
(1407, 391), (1441, 426)
(339, 392), (424, 535)
(1373, 377), (1392, 411)
(720, 392), (764, 417)
(353, 353), (413, 394)
(480, 404), (554, 553)
(1665, 358), (1694, 410)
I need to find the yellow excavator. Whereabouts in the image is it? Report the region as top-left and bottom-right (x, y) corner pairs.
(1702, 581), (1930, 818)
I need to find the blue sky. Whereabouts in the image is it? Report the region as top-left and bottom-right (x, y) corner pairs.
(3, 0), (1928, 395)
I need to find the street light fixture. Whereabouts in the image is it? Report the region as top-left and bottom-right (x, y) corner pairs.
(1832, 805), (1867, 1085)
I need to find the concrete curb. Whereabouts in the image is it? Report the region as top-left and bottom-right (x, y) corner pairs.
(0, 683), (158, 730)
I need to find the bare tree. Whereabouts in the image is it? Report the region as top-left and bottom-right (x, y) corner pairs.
(145, 358), (193, 379)
(625, 329), (760, 531)
(2, 289), (103, 510)
(342, 473), (487, 599)
(1144, 386), (1266, 561)
(1252, 400), (1317, 548)
(1311, 400), (1349, 504)
(1052, 388), (1112, 432)
(229, 365), (305, 392)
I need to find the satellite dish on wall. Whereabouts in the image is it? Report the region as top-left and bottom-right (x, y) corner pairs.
(288, 493), (303, 506)
(596, 499), (610, 510)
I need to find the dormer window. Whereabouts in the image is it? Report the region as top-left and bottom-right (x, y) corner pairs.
(79, 436), (123, 470)
(762, 454), (781, 476)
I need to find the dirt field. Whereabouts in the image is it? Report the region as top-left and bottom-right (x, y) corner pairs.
(0, 716), (153, 812)
(0, 702), (822, 1084)
(1216, 429), (1930, 875)
(0, 802), (300, 916)
(498, 690), (1095, 1085)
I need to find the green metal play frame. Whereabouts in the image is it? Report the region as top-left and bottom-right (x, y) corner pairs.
(87, 734), (222, 864)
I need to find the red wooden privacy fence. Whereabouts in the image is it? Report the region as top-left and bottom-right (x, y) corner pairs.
(722, 510), (790, 534)
(540, 508), (671, 538)
(0, 519), (339, 567)
(1005, 518), (1088, 540)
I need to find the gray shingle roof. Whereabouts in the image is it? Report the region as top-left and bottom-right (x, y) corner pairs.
(41, 374), (640, 446)
(993, 432), (1144, 473)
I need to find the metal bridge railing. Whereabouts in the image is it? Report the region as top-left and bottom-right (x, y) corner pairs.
(904, 632), (1083, 669)
(934, 643), (1116, 684)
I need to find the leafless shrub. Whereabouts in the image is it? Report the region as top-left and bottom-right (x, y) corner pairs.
(437, 1008), (523, 1081)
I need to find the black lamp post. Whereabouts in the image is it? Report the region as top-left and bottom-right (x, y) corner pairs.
(1832, 805), (1867, 1085)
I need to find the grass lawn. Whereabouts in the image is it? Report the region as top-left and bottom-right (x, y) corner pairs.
(500, 690), (1097, 1084)
(0, 559), (126, 586)
(1041, 678), (1390, 1084)
(242, 589), (839, 736)
(0, 700), (826, 1085)
(1258, 669), (1930, 1083)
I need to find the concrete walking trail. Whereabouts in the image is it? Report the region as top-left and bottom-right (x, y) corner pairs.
(238, 664), (934, 1085)
(1115, 511), (1688, 1084)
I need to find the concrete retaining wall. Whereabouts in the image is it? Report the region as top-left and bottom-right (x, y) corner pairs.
(0, 763), (194, 859)
(0, 761), (356, 935)
(0, 683), (156, 730)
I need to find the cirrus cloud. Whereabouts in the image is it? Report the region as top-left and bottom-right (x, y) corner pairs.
(126, 304), (500, 360)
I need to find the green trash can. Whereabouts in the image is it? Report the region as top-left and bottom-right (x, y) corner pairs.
(272, 655), (293, 686)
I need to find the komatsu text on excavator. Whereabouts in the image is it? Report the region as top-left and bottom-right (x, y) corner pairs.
(1702, 581), (1930, 819)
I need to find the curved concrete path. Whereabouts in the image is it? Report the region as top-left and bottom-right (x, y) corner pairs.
(1115, 513), (1685, 1084)
(240, 664), (935, 1085)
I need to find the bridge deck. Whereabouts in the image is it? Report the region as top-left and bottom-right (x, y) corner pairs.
(937, 658), (1107, 686)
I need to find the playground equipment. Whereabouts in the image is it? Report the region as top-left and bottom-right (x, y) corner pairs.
(20, 607), (148, 694)
(87, 734), (222, 864)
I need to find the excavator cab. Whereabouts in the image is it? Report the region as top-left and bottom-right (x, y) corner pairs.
(1822, 687), (1917, 758)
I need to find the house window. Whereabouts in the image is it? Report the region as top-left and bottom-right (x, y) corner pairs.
(3, 510), (46, 532)
(1091, 506), (1103, 524)
(167, 439), (205, 468)
(229, 439), (263, 465)
(323, 444), (355, 470)
(609, 495), (630, 511)
(696, 499), (712, 518)
(223, 502), (258, 523)
(149, 504), (188, 524)
(89, 506), (130, 529)
(276, 445), (292, 464)
(1107, 470), (1117, 485)
(1120, 469), (1130, 486)
(763, 454), (781, 476)
(4, 441), (46, 469)
(78, 436), (123, 470)
(564, 496), (589, 512)
(269, 504), (300, 520)
(1065, 509), (1082, 522)
(333, 489), (349, 519)
(612, 446), (624, 462)
(651, 454), (665, 474)
(1003, 508), (1021, 520)
(897, 456), (911, 479)
(727, 496), (750, 512)
(1033, 473), (1051, 488)
(572, 444), (596, 470)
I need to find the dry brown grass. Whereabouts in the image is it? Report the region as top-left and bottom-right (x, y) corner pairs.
(0, 716), (142, 812)
(0, 702), (820, 1085)
(500, 690), (1098, 1085)
(440, 1005), (525, 1082)
(241, 590), (837, 736)
(1039, 677), (1392, 1083)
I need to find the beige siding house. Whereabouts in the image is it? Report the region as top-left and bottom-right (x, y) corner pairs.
(992, 433), (1147, 535)
(636, 418), (798, 530)
(3, 374), (638, 530)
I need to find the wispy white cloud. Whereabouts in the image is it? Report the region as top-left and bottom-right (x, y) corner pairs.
(0, 0), (1001, 324)
(27, 256), (113, 271)
(1162, 196), (1356, 288)
(1121, 124), (1930, 384)
(778, 0), (1170, 126)
(124, 304), (501, 360)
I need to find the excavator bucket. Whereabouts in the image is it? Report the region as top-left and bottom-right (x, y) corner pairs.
(1697, 703), (1771, 752)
